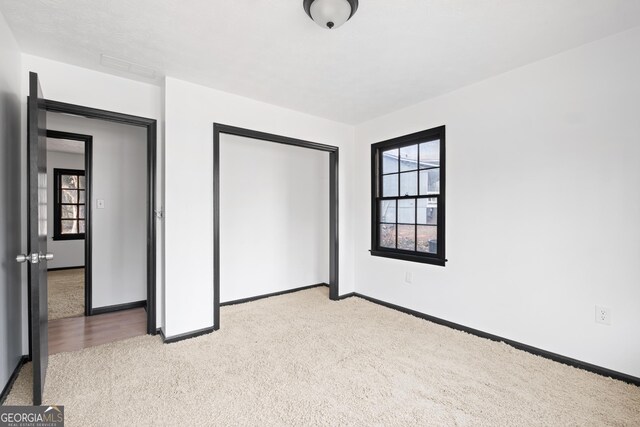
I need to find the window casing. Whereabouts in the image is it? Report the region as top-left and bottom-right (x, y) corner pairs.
(370, 126), (446, 266)
(53, 168), (86, 241)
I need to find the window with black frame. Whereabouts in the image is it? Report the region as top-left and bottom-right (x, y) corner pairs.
(370, 126), (446, 266)
(53, 168), (86, 240)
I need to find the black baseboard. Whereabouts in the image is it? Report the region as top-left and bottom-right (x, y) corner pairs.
(317, 283), (355, 300)
(352, 292), (640, 387)
(220, 283), (328, 307)
(47, 266), (84, 272)
(90, 300), (146, 316)
(163, 326), (214, 344)
(0, 356), (27, 405)
(337, 292), (356, 300)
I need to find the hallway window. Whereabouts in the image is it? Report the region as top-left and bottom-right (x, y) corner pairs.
(53, 168), (86, 240)
(370, 126), (446, 266)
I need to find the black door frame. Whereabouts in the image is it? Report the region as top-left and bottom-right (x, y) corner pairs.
(41, 99), (157, 335)
(212, 123), (339, 330)
(45, 130), (93, 316)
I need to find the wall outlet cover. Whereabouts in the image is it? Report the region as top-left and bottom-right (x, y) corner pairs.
(595, 305), (611, 325)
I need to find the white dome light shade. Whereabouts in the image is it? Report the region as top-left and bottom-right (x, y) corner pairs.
(303, 0), (358, 30)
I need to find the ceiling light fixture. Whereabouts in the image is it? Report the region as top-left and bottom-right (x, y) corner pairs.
(303, 0), (358, 30)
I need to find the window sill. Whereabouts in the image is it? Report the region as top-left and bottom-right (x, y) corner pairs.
(53, 234), (85, 241)
(369, 249), (446, 266)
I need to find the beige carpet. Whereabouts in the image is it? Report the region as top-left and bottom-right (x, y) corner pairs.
(5, 287), (640, 426)
(48, 269), (84, 320)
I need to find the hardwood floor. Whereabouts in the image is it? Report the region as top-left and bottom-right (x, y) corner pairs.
(48, 308), (147, 355)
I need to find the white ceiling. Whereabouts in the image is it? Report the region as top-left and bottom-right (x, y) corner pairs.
(1, 0), (639, 124)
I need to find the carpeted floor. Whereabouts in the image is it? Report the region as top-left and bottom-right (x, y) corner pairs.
(48, 269), (84, 320)
(5, 287), (640, 426)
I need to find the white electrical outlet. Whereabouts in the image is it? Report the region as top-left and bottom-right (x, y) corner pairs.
(404, 272), (413, 284)
(595, 306), (611, 325)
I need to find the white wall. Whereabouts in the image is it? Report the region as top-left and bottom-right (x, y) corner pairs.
(14, 23), (638, 378)
(20, 55), (163, 348)
(164, 77), (355, 338)
(0, 9), (23, 396)
(354, 27), (640, 378)
(46, 149), (85, 269)
(220, 134), (329, 303)
(21, 55), (162, 119)
(47, 113), (147, 309)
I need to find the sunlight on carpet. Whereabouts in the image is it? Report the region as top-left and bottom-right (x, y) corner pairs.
(5, 287), (639, 426)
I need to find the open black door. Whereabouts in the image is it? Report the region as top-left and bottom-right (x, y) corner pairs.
(25, 71), (50, 405)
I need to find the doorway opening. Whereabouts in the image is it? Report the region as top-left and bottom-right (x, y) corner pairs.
(27, 95), (157, 374)
(41, 100), (157, 335)
(212, 124), (339, 330)
(45, 130), (91, 322)
(43, 118), (150, 356)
